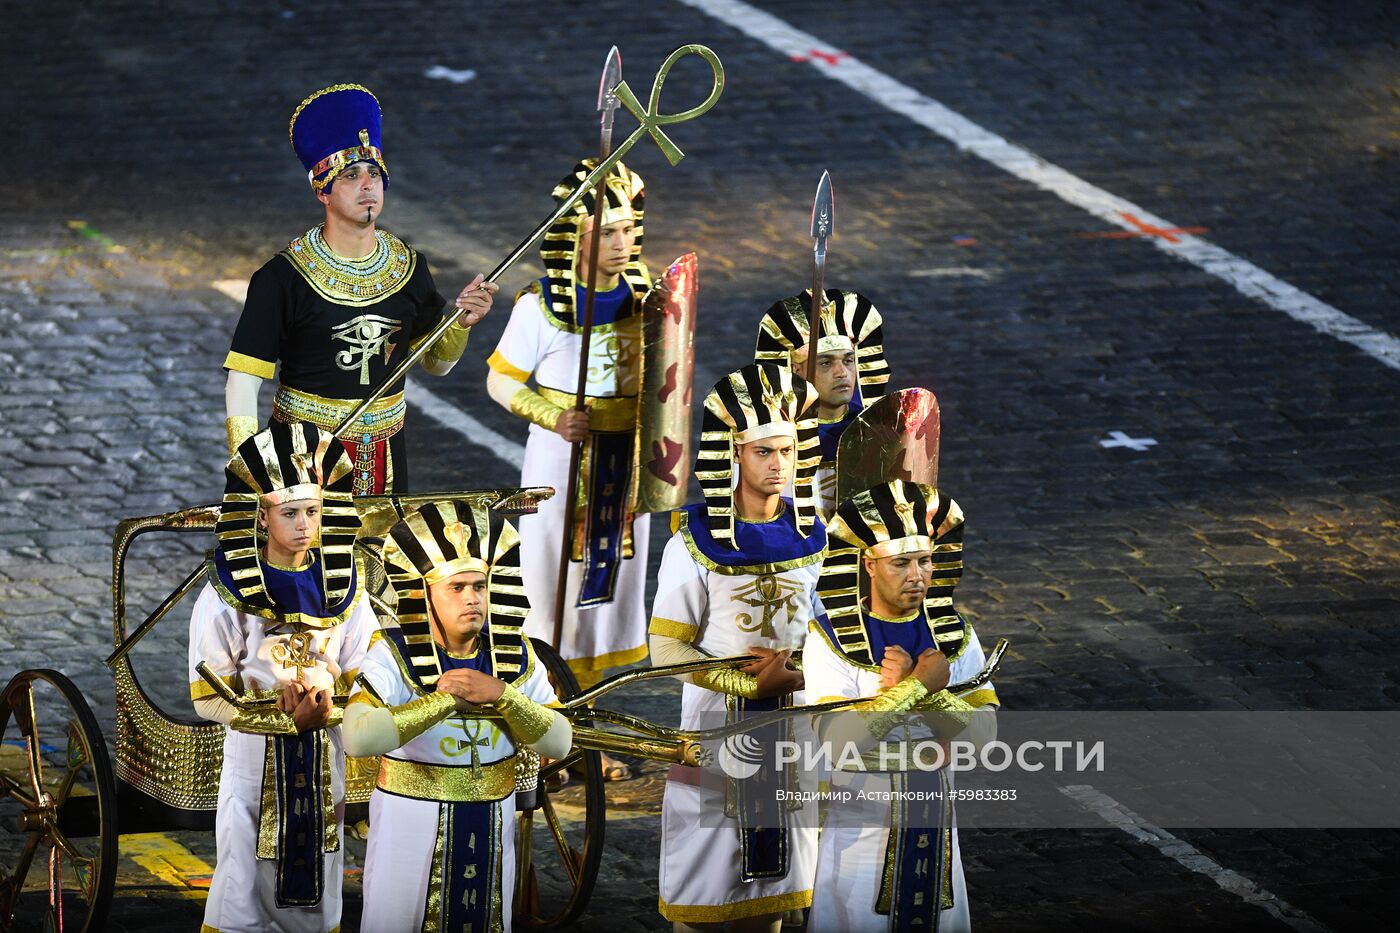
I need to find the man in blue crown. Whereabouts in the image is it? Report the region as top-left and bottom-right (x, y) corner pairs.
(223, 84), (497, 494)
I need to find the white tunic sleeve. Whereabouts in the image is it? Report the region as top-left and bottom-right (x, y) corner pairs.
(487, 291), (547, 382)
(518, 641), (561, 707)
(647, 532), (709, 646)
(354, 636), (413, 707)
(187, 583), (245, 705)
(335, 594), (380, 688)
(950, 625), (1000, 710)
(802, 624), (865, 705)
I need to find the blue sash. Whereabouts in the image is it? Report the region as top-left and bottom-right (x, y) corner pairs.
(577, 429), (634, 607)
(433, 798), (499, 933)
(885, 768), (952, 927)
(734, 694), (792, 883)
(272, 729), (327, 907)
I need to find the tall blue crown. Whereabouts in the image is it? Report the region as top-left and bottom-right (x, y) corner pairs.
(289, 84), (389, 192)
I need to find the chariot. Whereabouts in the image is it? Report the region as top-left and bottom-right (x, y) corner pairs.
(0, 487), (731, 932)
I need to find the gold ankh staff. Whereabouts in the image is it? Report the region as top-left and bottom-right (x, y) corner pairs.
(332, 44), (726, 438)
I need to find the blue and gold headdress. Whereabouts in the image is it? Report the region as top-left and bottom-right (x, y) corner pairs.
(380, 501), (529, 687)
(289, 84), (389, 193)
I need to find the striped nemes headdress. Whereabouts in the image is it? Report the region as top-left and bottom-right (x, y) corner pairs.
(380, 501), (529, 687)
(289, 84), (389, 193)
(537, 158), (650, 331)
(754, 289), (889, 403)
(818, 480), (967, 662)
(217, 421), (360, 616)
(697, 363), (821, 548)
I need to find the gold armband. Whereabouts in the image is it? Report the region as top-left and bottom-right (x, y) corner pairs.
(230, 706), (298, 736)
(225, 416), (259, 456)
(494, 684), (555, 744)
(427, 320), (471, 366)
(913, 689), (978, 739)
(508, 386), (565, 431)
(693, 667), (761, 699)
(861, 677), (930, 740)
(389, 692), (458, 745)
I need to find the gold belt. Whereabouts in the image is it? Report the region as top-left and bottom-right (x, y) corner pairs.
(376, 755), (517, 803)
(273, 386), (406, 445)
(536, 386), (637, 433)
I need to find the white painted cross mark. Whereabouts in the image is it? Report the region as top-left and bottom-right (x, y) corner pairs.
(1099, 431), (1157, 451)
(677, 0), (1400, 374)
(425, 65), (477, 85)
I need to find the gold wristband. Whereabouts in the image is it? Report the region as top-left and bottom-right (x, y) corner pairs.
(427, 321), (471, 365)
(916, 690), (977, 713)
(862, 677), (929, 740)
(508, 385), (564, 431)
(391, 692), (458, 745)
(225, 415), (259, 457)
(230, 705), (298, 736)
(913, 689), (978, 739)
(693, 667), (761, 699)
(493, 684), (555, 745)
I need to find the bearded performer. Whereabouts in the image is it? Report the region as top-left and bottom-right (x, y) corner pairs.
(342, 500), (571, 932)
(803, 479), (1000, 932)
(646, 363), (826, 931)
(187, 420), (378, 933)
(485, 160), (651, 718)
(755, 289), (889, 518)
(223, 83), (497, 493)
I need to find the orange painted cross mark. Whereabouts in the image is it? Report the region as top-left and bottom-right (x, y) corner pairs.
(790, 49), (850, 66)
(1079, 213), (1207, 243)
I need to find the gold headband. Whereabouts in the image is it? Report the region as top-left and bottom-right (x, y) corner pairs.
(423, 556), (490, 586)
(865, 535), (934, 559)
(734, 421), (797, 445)
(259, 485), (323, 507)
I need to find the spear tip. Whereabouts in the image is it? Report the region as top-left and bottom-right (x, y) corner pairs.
(598, 46), (624, 113)
(811, 169), (835, 241)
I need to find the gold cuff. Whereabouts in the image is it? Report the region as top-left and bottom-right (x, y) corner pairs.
(225, 416), (259, 457)
(508, 385), (564, 431)
(693, 667), (761, 699)
(913, 689), (978, 739)
(427, 320), (471, 365)
(493, 684), (555, 744)
(916, 690), (977, 713)
(230, 705), (298, 736)
(390, 692), (458, 745)
(862, 677), (929, 740)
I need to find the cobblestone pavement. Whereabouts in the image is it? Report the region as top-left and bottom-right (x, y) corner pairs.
(3, 0), (1398, 930)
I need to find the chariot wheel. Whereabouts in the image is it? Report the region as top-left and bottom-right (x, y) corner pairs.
(0, 670), (116, 933)
(513, 639), (605, 929)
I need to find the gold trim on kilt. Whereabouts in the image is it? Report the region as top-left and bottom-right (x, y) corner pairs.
(376, 755), (517, 803)
(659, 888), (813, 924)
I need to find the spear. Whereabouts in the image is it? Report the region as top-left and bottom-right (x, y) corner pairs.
(329, 44), (725, 436)
(804, 170), (834, 384)
(552, 46), (624, 650)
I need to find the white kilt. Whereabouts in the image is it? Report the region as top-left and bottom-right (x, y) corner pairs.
(659, 773), (817, 924)
(202, 730), (345, 933)
(517, 422), (650, 675)
(359, 788), (515, 933)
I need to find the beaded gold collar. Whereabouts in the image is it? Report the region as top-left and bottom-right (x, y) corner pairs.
(281, 225), (416, 307)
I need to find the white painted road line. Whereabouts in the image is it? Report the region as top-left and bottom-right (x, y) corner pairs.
(211, 282), (525, 471)
(407, 377), (525, 469)
(1061, 785), (1331, 933)
(678, 0), (1400, 374)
